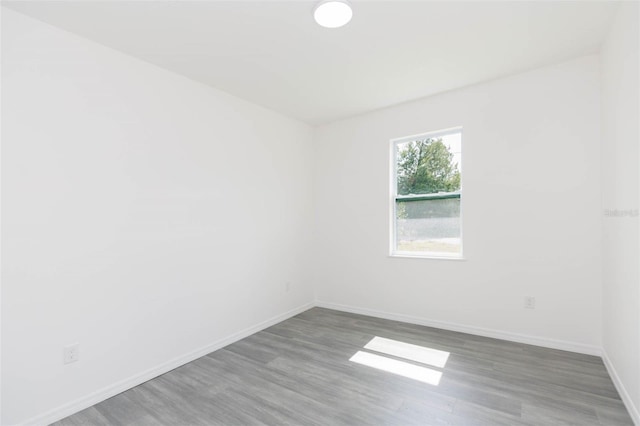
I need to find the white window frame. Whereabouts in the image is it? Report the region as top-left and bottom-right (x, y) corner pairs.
(389, 127), (464, 260)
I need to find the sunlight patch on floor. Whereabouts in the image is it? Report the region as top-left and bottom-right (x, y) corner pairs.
(364, 336), (449, 368)
(349, 336), (450, 386)
(349, 351), (443, 385)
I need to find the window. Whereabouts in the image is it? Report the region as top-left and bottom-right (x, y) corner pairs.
(391, 128), (462, 258)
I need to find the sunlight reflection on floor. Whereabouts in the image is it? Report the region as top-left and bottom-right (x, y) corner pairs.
(349, 336), (450, 386)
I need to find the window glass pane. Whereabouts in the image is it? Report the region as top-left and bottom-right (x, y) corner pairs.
(393, 130), (462, 257)
(396, 132), (461, 195)
(396, 197), (461, 255)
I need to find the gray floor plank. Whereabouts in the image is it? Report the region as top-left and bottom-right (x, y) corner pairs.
(53, 307), (634, 426)
(54, 407), (112, 426)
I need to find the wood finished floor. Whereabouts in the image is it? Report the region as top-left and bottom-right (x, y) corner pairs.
(55, 308), (633, 426)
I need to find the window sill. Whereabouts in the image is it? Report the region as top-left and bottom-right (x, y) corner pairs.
(390, 252), (466, 261)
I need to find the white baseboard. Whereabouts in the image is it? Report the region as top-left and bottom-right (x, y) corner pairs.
(315, 300), (602, 356)
(22, 302), (314, 426)
(602, 349), (640, 426)
(19, 300), (620, 425)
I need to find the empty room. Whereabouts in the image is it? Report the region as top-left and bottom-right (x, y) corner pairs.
(1, 0), (639, 425)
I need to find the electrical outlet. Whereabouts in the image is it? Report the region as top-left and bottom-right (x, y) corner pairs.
(524, 296), (536, 309)
(64, 343), (80, 364)
(285, 281), (291, 292)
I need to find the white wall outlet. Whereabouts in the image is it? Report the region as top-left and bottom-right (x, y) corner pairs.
(285, 281), (291, 292)
(64, 343), (80, 364)
(524, 296), (536, 309)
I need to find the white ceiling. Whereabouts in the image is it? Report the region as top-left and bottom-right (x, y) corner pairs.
(4, 0), (619, 125)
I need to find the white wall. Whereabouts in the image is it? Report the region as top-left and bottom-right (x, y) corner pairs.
(0, 5), (4, 424)
(313, 56), (603, 353)
(1, 9), (314, 425)
(601, 2), (640, 422)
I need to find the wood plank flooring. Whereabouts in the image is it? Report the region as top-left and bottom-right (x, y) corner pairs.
(54, 308), (633, 425)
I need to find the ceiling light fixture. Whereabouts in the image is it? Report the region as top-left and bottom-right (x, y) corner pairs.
(314, 0), (353, 29)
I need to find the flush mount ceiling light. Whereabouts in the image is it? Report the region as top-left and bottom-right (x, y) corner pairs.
(314, 0), (353, 28)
